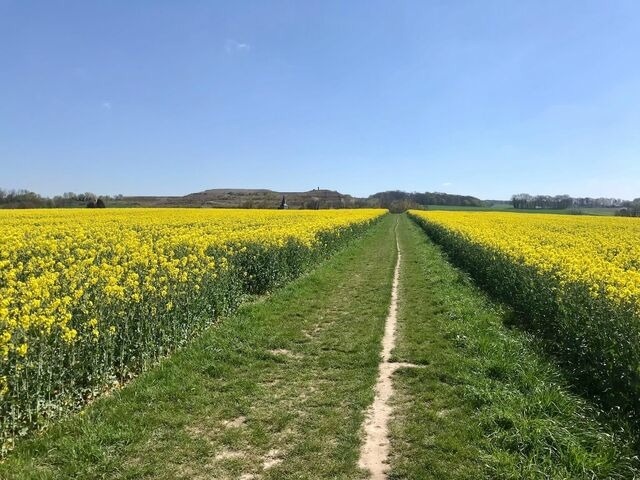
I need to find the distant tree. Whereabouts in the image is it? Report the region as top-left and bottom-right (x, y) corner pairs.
(371, 191), (483, 209)
(627, 198), (640, 217)
(512, 193), (533, 209)
(96, 198), (106, 208)
(513, 193), (603, 210)
(0, 189), (45, 208)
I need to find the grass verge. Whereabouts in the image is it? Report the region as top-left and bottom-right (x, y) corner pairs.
(0, 215), (398, 480)
(388, 214), (639, 479)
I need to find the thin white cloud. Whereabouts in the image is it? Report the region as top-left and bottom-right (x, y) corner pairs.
(101, 101), (112, 110)
(442, 182), (453, 187)
(225, 39), (251, 54)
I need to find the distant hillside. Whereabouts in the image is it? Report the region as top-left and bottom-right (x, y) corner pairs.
(109, 188), (373, 209)
(182, 188), (368, 209)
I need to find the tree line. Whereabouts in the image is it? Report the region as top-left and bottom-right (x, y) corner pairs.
(0, 189), (115, 209)
(370, 191), (483, 212)
(511, 193), (631, 210)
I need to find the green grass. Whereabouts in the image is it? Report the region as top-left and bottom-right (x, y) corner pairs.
(387, 214), (639, 479)
(0, 216), (398, 480)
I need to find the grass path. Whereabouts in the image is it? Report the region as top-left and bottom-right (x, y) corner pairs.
(1, 216), (398, 479)
(358, 217), (403, 478)
(358, 218), (422, 479)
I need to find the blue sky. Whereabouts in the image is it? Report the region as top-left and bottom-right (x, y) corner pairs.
(2, 1), (640, 200)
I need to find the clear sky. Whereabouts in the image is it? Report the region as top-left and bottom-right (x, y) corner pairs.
(2, 1), (640, 200)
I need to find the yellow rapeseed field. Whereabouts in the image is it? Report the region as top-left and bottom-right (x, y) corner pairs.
(410, 211), (640, 308)
(409, 209), (640, 415)
(0, 208), (385, 452)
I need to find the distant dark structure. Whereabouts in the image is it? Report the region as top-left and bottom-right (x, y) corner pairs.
(278, 195), (288, 210)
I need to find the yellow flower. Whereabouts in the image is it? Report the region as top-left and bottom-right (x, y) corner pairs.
(62, 328), (78, 343)
(0, 375), (8, 397)
(0, 331), (11, 344)
(16, 343), (28, 357)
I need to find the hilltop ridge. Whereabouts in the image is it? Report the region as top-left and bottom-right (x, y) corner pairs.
(113, 188), (368, 209)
